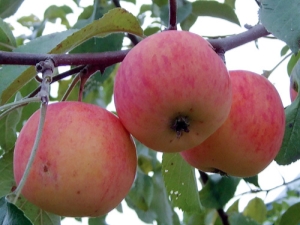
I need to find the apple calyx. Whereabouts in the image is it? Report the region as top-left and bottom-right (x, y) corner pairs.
(171, 115), (190, 138)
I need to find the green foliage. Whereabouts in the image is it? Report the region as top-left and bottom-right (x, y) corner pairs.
(0, 151), (15, 198)
(259, 0), (300, 53)
(1, 0), (300, 224)
(162, 153), (201, 212)
(0, 18), (16, 51)
(0, 196), (32, 225)
(199, 175), (240, 209)
(0, 0), (24, 18)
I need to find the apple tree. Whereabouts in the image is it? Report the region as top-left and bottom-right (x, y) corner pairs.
(1, 0), (300, 225)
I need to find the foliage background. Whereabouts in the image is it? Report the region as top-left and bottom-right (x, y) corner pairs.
(1, 0), (300, 225)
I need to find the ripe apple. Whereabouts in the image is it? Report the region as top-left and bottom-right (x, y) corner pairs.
(290, 74), (298, 102)
(180, 70), (285, 177)
(114, 30), (232, 152)
(13, 101), (137, 217)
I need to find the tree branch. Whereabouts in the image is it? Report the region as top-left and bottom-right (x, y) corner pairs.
(208, 24), (270, 52)
(168, 0), (177, 30)
(199, 171), (230, 225)
(0, 24), (270, 68)
(0, 50), (129, 66)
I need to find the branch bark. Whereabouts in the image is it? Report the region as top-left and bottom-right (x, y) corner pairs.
(0, 24), (270, 67)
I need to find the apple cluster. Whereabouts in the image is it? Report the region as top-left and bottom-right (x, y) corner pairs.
(13, 30), (285, 218)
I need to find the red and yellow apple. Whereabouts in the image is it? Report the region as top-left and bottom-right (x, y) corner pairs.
(114, 30), (232, 153)
(13, 101), (137, 217)
(181, 70), (285, 177)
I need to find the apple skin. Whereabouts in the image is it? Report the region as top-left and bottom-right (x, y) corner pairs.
(290, 74), (298, 102)
(114, 30), (232, 153)
(180, 70), (285, 177)
(13, 101), (137, 217)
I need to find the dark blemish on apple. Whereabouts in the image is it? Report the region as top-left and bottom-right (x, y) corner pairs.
(11, 185), (17, 192)
(189, 108), (193, 112)
(171, 115), (190, 138)
(43, 165), (48, 172)
(77, 190), (81, 194)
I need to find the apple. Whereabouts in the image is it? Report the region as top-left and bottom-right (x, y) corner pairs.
(13, 101), (137, 217)
(114, 30), (232, 153)
(180, 70), (285, 177)
(290, 74), (298, 102)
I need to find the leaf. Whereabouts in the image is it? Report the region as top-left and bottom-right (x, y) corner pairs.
(199, 174), (240, 209)
(277, 202), (300, 225)
(126, 170), (177, 225)
(243, 197), (267, 223)
(88, 215), (107, 225)
(6, 195), (60, 225)
(192, 1), (240, 26)
(259, 0), (300, 53)
(0, 8), (144, 106)
(162, 153), (201, 212)
(0, 92), (23, 151)
(0, 196), (32, 225)
(229, 212), (260, 225)
(127, 171), (154, 211)
(180, 13), (198, 31)
(44, 5), (73, 28)
(287, 55), (300, 75)
(0, 152), (15, 198)
(225, 0), (236, 9)
(0, 0), (24, 18)
(0, 18), (16, 51)
(275, 60), (300, 165)
(281, 45), (290, 57)
(244, 175), (260, 188)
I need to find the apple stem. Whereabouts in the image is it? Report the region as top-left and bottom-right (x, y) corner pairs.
(168, 0), (177, 30)
(12, 59), (54, 205)
(12, 102), (48, 204)
(171, 115), (190, 138)
(0, 97), (40, 114)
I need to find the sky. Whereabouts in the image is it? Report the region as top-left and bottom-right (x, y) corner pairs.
(5, 0), (300, 225)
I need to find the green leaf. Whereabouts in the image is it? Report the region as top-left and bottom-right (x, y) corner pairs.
(244, 175), (260, 188)
(88, 215), (107, 225)
(44, 5), (73, 28)
(275, 60), (300, 165)
(287, 55), (300, 75)
(243, 197), (267, 223)
(0, 152), (15, 198)
(0, 93), (23, 151)
(199, 174), (240, 209)
(225, 0), (236, 9)
(122, 0), (136, 4)
(281, 45), (290, 57)
(0, 0), (24, 18)
(0, 18), (16, 51)
(180, 13), (198, 31)
(192, 1), (240, 26)
(0, 8), (144, 106)
(162, 153), (201, 212)
(229, 212), (260, 225)
(0, 196), (32, 225)
(126, 170), (177, 225)
(6, 195), (60, 225)
(259, 0), (300, 53)
(277, 202), (300, 225)
(127, 171), (154, 211)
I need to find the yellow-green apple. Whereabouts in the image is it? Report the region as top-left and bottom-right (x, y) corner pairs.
(114, 30), (232, 152)
(181, 70), (285, 177)
(13, 101), (137, 217)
